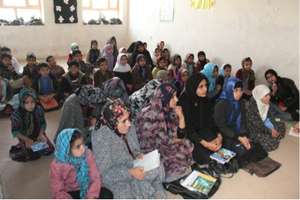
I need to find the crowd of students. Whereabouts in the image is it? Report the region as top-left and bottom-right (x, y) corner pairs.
(0, 37), (299, 199)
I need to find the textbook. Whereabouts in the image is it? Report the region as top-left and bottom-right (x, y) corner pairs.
(180, 170), (217, 195)
(133, 149), (160, 172)
(210, 148), (236, 164)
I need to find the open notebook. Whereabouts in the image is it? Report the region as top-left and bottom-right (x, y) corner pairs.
(133, 150), (160, 172)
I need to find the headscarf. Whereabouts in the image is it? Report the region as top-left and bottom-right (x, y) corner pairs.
(113, 53), (131, 73)
(133, 54), (148, 79)
(184, 53), (194, 76)
(218, 77), (242, 133)
(264, 69), (279, 82)
(185, 73), (208, 105)
(201, 63), (218, 92)
(75, 85), (106, 107)
(99, 98), (130, 131)
(102, 77), (129, 105)
(19, 88), (37, 109)
(102, 44), (114, 71)
(252, 84), (271, 121)
(55, 128), (89, 199)
(70, 42), (79, 52)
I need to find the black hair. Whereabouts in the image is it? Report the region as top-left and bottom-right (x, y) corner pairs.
(96, 57), (107, 65)
(72, 50), (82, 57)
(0, 46), (11, 53)
(81, 75), (93, 85)
(264, 69), (278, 80)
(26, 53), (36, 60)
(223, 64), (232, 70)
(197, 51), (206, 58)
(46, 55), (54, 62)
(68, 60), (80, 68)
(241, 57), (252, 67)
(234, 81), (243, 89)
(0, 52), (12, 60)
(70, 129), (84, 147)
(90, 40), (98, 48)
(38, 62), (49, 69)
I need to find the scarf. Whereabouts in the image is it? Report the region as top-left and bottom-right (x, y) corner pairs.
(252, 84), (271, 121)
(201, 63), (218, 93)
(113, 53), (131, 73)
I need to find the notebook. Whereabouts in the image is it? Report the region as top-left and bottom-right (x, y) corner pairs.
(210, 148), (236, 164)
(133, 149), (160, 172)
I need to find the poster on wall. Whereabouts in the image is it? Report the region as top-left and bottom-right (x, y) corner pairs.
(160, 0), (174, 22)
(54, 0), (78, 24)
(191, 0), (214, 9)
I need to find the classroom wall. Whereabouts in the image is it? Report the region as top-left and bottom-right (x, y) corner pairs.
(128, 0), (299, 86)
(0, 0), (129, 61)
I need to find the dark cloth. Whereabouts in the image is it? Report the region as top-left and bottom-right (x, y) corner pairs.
(113, 71), (133, 94)
(129, 42), (153, 68)
(93, 70), (113, 88)
(34, 74), (58, 95)
(68, 187), (113, 199)
(22, 64), (40, 80)
(87, 49), (100, 65)
(131, 64), (153, 91)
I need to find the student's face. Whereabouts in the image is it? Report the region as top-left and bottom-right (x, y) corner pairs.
(155, 50), (161, 57)
(74, 53), (82, 62)
(181, 72), (189, 82)
(158, 60), (167, 69)
(169, 93), (178, 109)
(23, 96), (36, 112)
(266, 73), (277, 84)
(175, 57), (181, 66)
(233, 88), (243, 101)
(1, 57), (11, 67)
(163, 51), (170, 58)
(261, 93), (271, 105)
(39, 67), (50, 77)
(70, 65), (79, 75)
(107, 47), (113, 54)
(213, 67), (219, 78)
(224, 67), (231, 77)
(187, 56), (194, 64)
(27, 58), (36, 66)
(159, 41), (165, 49)
(117, 111), (131, 134)
(48, 57), (56, 66)
(199, 55), (206, 61)
(137, 45), (144, 52)
(120, 55), (128, 65)
(91, 43), (98, 49)
(196, 79), (208, 97)
(99, 61), (108, 72)
(71, 137), (85, 157)
(138, 58), (146, 67)
(243, 61), (252, 71)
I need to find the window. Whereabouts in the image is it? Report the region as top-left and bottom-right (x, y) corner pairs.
(82, 0), (122, 24)
(0, 0), (43, 25)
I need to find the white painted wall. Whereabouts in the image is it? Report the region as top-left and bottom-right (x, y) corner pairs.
(0, 0), (129, 61)
(128, 0), (299, 86)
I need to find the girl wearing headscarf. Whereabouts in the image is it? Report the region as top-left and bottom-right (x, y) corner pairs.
(201, 63), (223, 102)
(86, 40), (100, 66)
(113, 53), (133, 94)
(107, 36), (118, 65)
(131, 54), (153, 91)
(92, 99), (166, 199)
(10, 88), (54, 161)
(215, 78), (267, 166)
(168, 54), (182, 81)
(102, 77), (129, 105)
(265, 69), (299, 121)
(130, 41), (153, 68)
(178, 73), (222, 165)
(174, 67), (189, 97)
(136, 83), (194, 182)
(182, 53), (195, 77)
(220, 64), (232, 89)
(55, 85), (106, 147)
(50, 128), (113, 199)
(246, 84), (286, 152)
(195, 51), (209, 72)
(102, 44), (115, 72)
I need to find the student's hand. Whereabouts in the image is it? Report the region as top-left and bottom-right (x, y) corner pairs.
(238, 136), (251, 150)
(201, 140), (220, 152)
(271, 129), (280, 138)
(129, 167), (145, 180)
(175, 106), (184, 120)
(136, 154), (144, 160)
(37, 134), (47, 142)
(25, 138), (34, 148)
(214, 134), (223, 146)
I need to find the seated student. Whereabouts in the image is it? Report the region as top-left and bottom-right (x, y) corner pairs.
(0, 74), (19, 116)
(201, 63), (223, 102)
(265, 69), (299, 122)
(92, 99), (166, 199)
(157, 40), (165, 51)
(22, 53), (39, 82)
(113, 53), (133, 94)
(161, 48), (171, 66)
(182, 53), (195, 77)
(174, 68), (189, 97)
(136, 83), (194, 182)
(103, 77), (129, 105)
(86, 40), (101, 66)
(94, 57), (113, 88)
(34, 63), (60, 111)
(195, 51), (209, 72)
(50, 128), (113, 199)
(246, 85), (286, 152)
(0, 53), (22, 93)
(236, 57), (255, 100)
(130, 41), (154, 68)
(152, 47), (162, 67)
(214, 77), (267, 166)
(179, 73), (223, 165)
(67, 42), (79, 64)
(107, 36), (119, 65)
(55, 85), (106, 147)
(10, 88), (54, 161)
(0, 46), (22, 75)
(102, 44), (115, 72)
(72, 50), (93, 76)
(220, 64), (232, 87)
(46, 55), (65, 80)
(131, 54), (153, 91)
(152, 57), (168, 79)
(65, 61), (84, 92)
(168, 54), (182, 81)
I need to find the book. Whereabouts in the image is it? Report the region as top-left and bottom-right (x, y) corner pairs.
(180, 170), (217, 195)
(133, 150), (160, 172)
(31, 142), (49, 152)
(209, 148), (236, 164)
